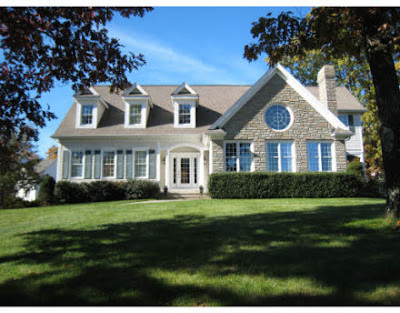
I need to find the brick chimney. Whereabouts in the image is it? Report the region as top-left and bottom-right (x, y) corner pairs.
(317, 65), (338, 116)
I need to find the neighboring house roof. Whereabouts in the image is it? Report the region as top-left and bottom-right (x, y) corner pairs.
(52, 75), (365, 138)
(307, 86), (367, 112)
(34, 158), (57, 174)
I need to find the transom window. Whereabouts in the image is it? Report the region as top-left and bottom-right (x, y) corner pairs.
(129, 104), (142, 125)
(308, 142), (332, 172)
(71, 151), (83, 177)
(81, 105), (94, 125)
(103, 151), (115, 177)
(266, 142), (293, 172)
(179, 104), (191, 124)
(224, 142), (252, 172)
(135, 151), (147, 177)
(264, 105), (292, 131)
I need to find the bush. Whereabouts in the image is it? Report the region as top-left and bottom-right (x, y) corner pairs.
(54, 181), (89, 204)
(208, 172), (363, 199)
(347, 160), (364, 180)
(38, 175), (56, 204)
(357, 179), (386, 198)
(54, 180), (159, 204)
(125, 180), (160, 200)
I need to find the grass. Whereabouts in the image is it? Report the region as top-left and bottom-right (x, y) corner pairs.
(0, 197), (399, 305)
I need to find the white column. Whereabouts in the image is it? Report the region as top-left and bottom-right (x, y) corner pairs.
(165, 151), (170, 188)
(156, 141), (160, 182)
(209, 140), (213, 174)
(199, 149), (205, 187)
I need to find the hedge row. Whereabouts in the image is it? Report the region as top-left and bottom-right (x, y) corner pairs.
(208, 172), (363, 199)
(54, 180), (160, 204)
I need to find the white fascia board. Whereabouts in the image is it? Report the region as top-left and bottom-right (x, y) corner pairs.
(211, 63), (349, 131)
(172, 82), (198, 96)
(123, 82), (149, 96)
(210, 65), (279, 129)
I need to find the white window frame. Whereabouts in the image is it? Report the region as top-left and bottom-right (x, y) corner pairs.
(307, 141), (336, 172)
(133, 149), (149, 179)
(102, 150), (117, 179)
(264, 103), (294, 132)
(124, 100), (147, 128)
(223, 141), (254, 172)
(265, 141), (296, 172)
(70, 150), (84, 179)
(173, 99), (196, 128)
(75, 101), (98, 129)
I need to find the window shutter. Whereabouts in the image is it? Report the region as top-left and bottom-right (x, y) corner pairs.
(116, 150), (124, 179)
(94, 150), (101, 179)
(149, 149), (156, 179)
(62, 150), (70, 179)
(84, 150), (92, 179)
(126, 150), (133, 179)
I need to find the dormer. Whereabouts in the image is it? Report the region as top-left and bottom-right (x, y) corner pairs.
(123, 83), (153, 128)
(171, 83), (199, 128)
(74, 87), (108, 129)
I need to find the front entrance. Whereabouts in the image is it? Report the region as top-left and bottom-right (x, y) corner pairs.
(170, 153), (199, 189)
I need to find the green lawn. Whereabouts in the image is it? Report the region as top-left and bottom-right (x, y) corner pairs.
(1, 197), (399, 305)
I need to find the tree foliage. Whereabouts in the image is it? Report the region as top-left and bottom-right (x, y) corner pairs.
(0, 7), (153, 144)
(46, 145), (58, 160)
(244, 8), (400, 216)
(278, 50), (394, 178)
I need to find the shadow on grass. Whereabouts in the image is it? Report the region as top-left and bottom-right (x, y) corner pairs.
(1, 201), (399, 305)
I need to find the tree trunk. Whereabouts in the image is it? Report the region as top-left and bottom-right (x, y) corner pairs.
(366, 48), (400, 217)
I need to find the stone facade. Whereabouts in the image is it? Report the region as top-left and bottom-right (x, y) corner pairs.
(212, 74), (348, 173)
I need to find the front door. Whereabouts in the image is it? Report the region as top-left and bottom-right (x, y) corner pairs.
(170, 153), (199, 189)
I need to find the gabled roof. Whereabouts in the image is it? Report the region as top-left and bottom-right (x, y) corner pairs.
(172, 83), (198, 96)
(211, 64), (348, 131)
(74, 86), (99, 97)
(34, 158), (56, 174)
(122, 83), (149, 97)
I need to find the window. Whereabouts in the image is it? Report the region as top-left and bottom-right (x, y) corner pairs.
(264, 105), (292, 131)
(224, 142), (252, 172)
(266, 142), (293, 172)
(71, 151), (83, 177)
(307, 142), (332, 172)
(135, 151), (147, 177)
(129, 104), (142, 125)
(103, 151), (115, 177)
(339, 114), (355, 133)
(179, 104), (191, 124)
(81, 105), (93, 125)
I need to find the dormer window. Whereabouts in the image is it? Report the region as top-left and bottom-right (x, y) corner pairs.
(81, 105), (94, 125)
(179, 104), (191, 124)
(123, 83), (153, 129)
(172, 83), (198, 128)
(129, 104), (142, 125)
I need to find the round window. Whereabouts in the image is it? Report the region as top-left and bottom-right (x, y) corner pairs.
(264, 105), (292, 131)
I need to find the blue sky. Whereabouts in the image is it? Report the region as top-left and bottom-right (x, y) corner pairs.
(37, 7), (310, 158)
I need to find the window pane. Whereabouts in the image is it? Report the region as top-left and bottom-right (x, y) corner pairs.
(338, 114), (349, 127)
(348, 115), (355, 133)
(103, 151), (115, 177)
(135, 151), (147, 177)
(321, 143), (332, 172)
(266, 143), (279, 171)
(280, 143), (292, 172)
(264, 105), (291, 130)
(307, 143), (319, 172)
(71, 151), (83, 177)
(239, 143), (251, 172)
(81, 105), (93, 125)
(129, 104), (142, 125)
(225, 143), (237, 172)
(179, 104), (191, 124)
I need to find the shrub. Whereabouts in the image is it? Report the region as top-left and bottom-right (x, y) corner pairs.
(347, 160), (364, 180)
(208, 172), (363, 199)
(125, 180), (160, 200)
(54, 181), (89, 204)
(86, 181), (125, 202)
(38, 175), (56, 204)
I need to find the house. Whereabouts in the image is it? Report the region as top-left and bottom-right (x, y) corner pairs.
(52, 64), (366, 193)
(16, 158), (57, 201)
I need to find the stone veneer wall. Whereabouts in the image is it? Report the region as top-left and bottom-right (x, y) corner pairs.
(212, 74), (348, 173)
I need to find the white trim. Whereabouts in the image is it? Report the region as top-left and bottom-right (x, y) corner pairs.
(209, 140), (213, 174)
(70, 150), (84, 179)
(172, 82), (198, 96)
(223, 140), (253, 172)
(124, 101), (147, 128)
(123, 82), (149, 97)
(264, 103), (295, 132)
(133, 149), (149, 179)
(306, 141), (336, 172)
(101, 149), (117, 179)
(173, 100), (196, 128)
(211, 63), (348, 131)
